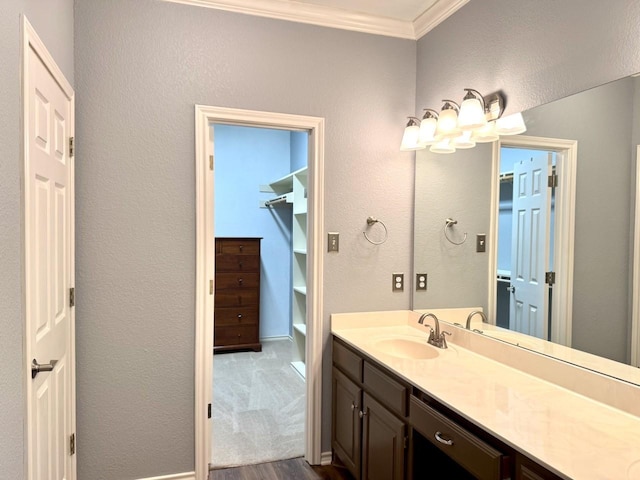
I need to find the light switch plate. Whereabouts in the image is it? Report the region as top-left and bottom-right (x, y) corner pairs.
(476, 234), (486, 253)
(416, 273), (427, 291)
(392, 273), (404, 292)
(328, 232), (339, 252)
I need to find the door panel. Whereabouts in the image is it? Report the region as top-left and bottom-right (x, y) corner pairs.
(25, 22), (75, 480)
(510, 153), (551, 339)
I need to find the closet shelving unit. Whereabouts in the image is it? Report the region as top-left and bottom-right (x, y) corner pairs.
(263, 167), (308, 379)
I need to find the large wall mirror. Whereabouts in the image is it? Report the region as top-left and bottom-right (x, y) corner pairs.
(413, 72), (640, 385)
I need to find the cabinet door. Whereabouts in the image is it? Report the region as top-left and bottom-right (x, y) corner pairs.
(362, 392), (406, 480)
(332, 368), (362, 479)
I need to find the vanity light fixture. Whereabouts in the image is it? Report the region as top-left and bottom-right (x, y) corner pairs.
(400, 117), (422, 151)
(457, 89), (487, 130)
(400, 89), (526, 153)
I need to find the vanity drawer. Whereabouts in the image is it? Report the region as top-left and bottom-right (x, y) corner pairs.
(363, 361), (408, 417)
(410, 396), (507, 480)
(333, 339), (363, 382)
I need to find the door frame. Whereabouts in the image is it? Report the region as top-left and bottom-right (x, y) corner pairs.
(21, 15), (76, 480)
(632, 146), (640, 367)
(488, 135), (577, 346)
(194, 105), (325, 480)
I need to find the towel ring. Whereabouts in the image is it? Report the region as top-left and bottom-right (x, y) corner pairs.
(363, 216), (388, 245)
(444, 218), (467, 245)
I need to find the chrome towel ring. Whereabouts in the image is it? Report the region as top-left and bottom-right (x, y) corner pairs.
(444, 218), (467, 245)
(363, 216), (388, 245)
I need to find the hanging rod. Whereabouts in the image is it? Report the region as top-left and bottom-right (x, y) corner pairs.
(261, 192), (293, 208)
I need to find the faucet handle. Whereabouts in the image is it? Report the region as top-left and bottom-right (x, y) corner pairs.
(441, 330), (452, 349)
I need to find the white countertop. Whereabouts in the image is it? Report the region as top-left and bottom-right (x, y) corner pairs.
(332, 312), (640, 480)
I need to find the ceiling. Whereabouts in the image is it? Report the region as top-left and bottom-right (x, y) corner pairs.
(165, 0), (470, 39)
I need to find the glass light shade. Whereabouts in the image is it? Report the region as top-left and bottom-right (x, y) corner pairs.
(453, 131), (476, 149)
(495, 112), (527, 135)
(400, 124), (423, 151)
(472, 121), (499, 143)
(458, 97), (487, 130)
(418, 117), (438, 145)
(430, 138), (456, 154)
(436, 108), (461, 139)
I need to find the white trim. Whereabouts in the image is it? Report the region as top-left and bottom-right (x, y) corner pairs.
(488, 135), (577, 347)
(320, 451), (333, 466)
(413, 0), (470, 39)
(195, 105), (324, 480)
(136, 472), (195, 480)
(631, 146), (640, 367)
(163, 0), (468, 40)
(22, 15), (76, 480)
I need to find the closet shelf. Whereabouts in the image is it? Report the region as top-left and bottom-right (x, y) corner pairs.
(293, 323), (306, 336)
(293, 286), (307, 295)
(294, 248), (307, 255)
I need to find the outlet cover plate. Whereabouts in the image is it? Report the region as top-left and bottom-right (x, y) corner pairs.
(392, 273), (404, 292)
(416, 273), (427, 291)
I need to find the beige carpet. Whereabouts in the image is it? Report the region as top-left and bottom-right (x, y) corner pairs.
(211, 339), (305, 468)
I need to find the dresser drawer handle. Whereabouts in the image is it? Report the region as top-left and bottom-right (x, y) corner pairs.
(239, 262), (243, 268)
(239, 245), (244, 252)
(434, 431), (454, 446)
(238, 278), (243, 285)
(237, 333), (241, 337)
(237, 314), (243, 319)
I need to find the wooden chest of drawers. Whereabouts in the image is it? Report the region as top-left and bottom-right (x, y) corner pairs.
(214, 237), (262, 353)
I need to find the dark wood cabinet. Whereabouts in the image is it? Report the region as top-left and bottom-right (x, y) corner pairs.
(516, 455), (563, 480)
(362, 392), (406, 480)
(214, 238), (261, 353)
(332, 338), (409, 480)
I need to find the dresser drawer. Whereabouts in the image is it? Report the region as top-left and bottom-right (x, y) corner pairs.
(214, 325), (258, 346)
(215, 307), (258, 326)
(410, 396), (506, 480)
(364, 361), (408, 417)
(215, 273), (259, 290)
(214, 289), (259, 307)
(216, 239), (260, 255)
(215, 254), (260, 273)
(333, 339), (363, 383)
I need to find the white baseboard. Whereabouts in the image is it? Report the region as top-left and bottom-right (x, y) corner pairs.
(137, 472), (195, 480)
(260, 335), (293, 342)
(320, 451), (333, 466)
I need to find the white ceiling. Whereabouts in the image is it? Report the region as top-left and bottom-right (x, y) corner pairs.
(166, 0), (470, 39)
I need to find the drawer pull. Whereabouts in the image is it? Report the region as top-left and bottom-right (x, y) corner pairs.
(359, 410), (367, 419)
(435, 431), (454, 446)
(351, 402), (358, 411)
(237, 314), (243, 319)
(239, 245), (244, 251)
(238, 278), (243, 285)
(239, 262), (243, 268)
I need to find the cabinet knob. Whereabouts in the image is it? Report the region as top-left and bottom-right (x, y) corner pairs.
(359, 410), (367, 418)
(239, 245), (244, 252)
(239, 262), (243, 268)
(238, 278), (243, 285)
(351, 402), (358, 411)
(237, 334), (241, 338)
(237, 314), (243, 319)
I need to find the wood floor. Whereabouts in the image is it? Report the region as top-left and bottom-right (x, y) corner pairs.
(209, 457), (354, 480)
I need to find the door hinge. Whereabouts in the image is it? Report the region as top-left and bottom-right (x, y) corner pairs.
(209, 155), (214, 171)
(548, 173), (557, 188)
(69, 287), (75, 307)
(207, 403), (212, 419)
(545, 271), (556, 286)
(70, 433), (75, 455)
(69, 137), (74, 158)
(209, 280), (214, 295)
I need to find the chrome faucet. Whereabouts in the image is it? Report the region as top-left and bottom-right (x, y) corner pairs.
(465, 310), (487, 331)
(418, 313), (451, 349)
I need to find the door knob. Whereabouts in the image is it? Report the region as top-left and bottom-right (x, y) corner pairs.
(31, 359), (58, 379)
(507, 285), (515, 293)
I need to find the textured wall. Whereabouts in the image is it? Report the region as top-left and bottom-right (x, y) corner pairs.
(74, 0), (416, 477)
(0, 1), (73, 478)
(214, 125), (293, 338)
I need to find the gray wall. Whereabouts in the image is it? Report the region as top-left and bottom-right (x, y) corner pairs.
(74, 1), (416, 478)
(416, 0), (640, 363)
(0, 1), (73, 478)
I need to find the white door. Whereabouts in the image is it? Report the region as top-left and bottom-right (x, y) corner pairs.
(24, 18), (76, 480)
(509, 153), (551, 338)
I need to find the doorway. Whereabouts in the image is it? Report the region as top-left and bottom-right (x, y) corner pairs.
(488, 135), (577, 346)
(194, 106), (324, 480)
(211, 124), (308, 467)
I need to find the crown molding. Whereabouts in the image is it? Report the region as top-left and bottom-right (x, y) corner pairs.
(164, 0), (469, 40)
(413, 0), (470, 39)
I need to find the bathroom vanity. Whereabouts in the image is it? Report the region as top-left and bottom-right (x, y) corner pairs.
(331, 311), (640, 480)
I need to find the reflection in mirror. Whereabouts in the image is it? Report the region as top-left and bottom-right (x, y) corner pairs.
(413, 73), (640, 385)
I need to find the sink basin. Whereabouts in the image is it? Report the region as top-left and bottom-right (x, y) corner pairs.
(372, 336), (440, 360)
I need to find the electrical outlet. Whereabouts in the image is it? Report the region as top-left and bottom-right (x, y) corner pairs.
(392, 273), (404, 292)
(476, 234), (486, 253)
(416, 273), (427, 291)
(328, 232), (339, 252)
